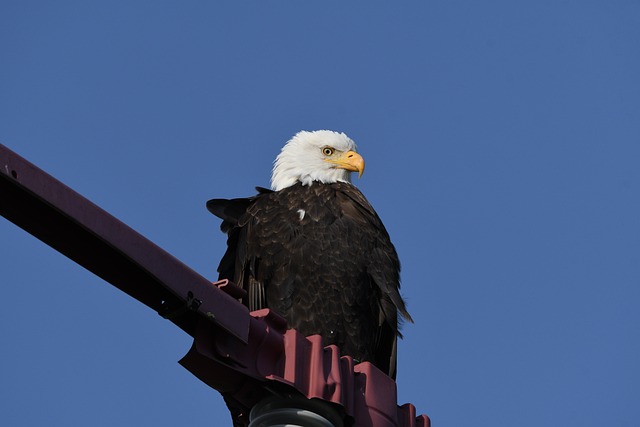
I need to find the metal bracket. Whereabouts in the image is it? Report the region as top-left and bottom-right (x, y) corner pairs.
(159, 291), (202, 320)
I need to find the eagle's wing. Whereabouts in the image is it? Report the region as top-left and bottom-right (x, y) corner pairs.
(335, 183), (413, 379)
(336, 183), (412, 323)
(207, 188), (274, 311)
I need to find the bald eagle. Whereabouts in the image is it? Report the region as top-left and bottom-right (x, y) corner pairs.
(207, 130), (412, 378)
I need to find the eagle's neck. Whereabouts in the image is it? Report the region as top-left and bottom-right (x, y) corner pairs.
(270, 161), (351, 191)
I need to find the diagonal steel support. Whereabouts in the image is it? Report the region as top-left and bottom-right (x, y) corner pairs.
(0, 144), (249, 341)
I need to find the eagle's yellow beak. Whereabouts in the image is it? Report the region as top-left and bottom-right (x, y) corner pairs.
(328, 150), (365, 178)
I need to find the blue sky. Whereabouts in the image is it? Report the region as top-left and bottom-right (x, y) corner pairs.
(2, 1), (639, 426)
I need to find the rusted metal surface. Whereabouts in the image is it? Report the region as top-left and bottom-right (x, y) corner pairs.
(0, 144), (430, 427)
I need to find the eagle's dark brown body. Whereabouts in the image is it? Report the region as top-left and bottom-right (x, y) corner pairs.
(207, 181), (411, 378)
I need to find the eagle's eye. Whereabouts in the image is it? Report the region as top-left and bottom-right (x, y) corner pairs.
(322, 147), (335, 156)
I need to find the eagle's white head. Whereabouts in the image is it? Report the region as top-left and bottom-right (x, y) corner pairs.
(271, 130), (365, 191)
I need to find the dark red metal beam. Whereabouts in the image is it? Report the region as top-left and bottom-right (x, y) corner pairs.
(0, 144), (249, 341)
(0, 144), (430, 427)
